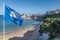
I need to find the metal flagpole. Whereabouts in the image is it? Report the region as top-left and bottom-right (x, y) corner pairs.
(3, 3), (5, 40)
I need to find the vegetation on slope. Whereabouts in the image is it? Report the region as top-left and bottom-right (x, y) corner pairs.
(39, 14), (60, 40)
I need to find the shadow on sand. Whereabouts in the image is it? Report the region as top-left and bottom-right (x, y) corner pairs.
(9, 27), (37, 40)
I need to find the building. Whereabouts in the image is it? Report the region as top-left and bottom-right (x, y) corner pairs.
(47, 8), (60, 15)
(21, 14), (31, 19)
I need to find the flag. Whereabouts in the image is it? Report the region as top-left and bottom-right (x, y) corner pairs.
(4, 5), (23, 26)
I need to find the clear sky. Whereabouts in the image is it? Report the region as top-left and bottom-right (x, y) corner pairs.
(0, 0), (3, 15)
(0, 0), (60, 15)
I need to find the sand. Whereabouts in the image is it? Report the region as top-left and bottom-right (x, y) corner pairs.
(0, 26), (35, 40)
(0, 21), (41, 40)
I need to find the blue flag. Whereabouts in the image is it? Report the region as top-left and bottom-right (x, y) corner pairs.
(4, 6), (23, 26)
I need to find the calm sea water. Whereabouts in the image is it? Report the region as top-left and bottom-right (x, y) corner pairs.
(0, 15), (36, 33)
(0, 15), (3, 33)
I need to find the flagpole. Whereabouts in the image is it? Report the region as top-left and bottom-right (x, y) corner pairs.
(3, 3), (5, 40)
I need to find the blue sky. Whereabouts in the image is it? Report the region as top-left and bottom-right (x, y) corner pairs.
(0, 0), (3, 15)
(0, 0), (60, 15)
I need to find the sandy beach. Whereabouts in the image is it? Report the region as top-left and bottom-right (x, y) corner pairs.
(0, 35), (3, 40)
(0, 21), (41, 40)
(0, 26), (36, 40)
(6, 26), (36, 40)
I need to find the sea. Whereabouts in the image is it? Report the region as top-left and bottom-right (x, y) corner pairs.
(0, 15), (3, 33)
(0, 15), (37, 33)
